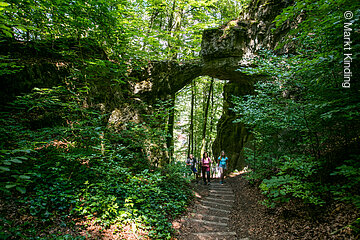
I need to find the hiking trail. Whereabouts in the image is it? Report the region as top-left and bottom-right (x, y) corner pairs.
(175, 180), (249, 240)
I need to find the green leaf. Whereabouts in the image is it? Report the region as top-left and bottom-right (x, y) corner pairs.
(0, 2), (9, 11)
(0, 166), (10, 171)
(0, 2), (10, 7)
(16, 186), (26, 194)
(19, 175), (31, 180)
(10, 158), (23, 164)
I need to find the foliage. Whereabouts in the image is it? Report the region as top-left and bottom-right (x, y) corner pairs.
(3, 0), (127, 55)
(0, 86), (193, 239)
(1, 0), (247, 60)
(232, 0), (360, 209)
(0, 54), (23, 76)
(330, 156), (360, 209)
(0, 1), (11, 37)
(173, 76), (224, 160)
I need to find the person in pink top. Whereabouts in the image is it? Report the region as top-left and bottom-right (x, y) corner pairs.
(201, 152), (211, 185)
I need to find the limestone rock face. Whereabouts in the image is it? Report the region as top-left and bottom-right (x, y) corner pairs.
(199, 27), (256, 169)
(0, 38), (107, 108)
(212, 81), (254, 170)
(129, 60), (203, 101)
(200, 27), (246, 59)
(0, 42), (68, 107)
(200, 0), (291, 170)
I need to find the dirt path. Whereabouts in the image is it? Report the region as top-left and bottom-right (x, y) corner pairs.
(227, 173), (359, 239)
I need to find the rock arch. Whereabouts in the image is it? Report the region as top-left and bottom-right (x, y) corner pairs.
(130, 0), (292, 169)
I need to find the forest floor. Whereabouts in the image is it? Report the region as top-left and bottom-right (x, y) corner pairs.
(2, 172), (358, 239)
(174, 172), (359, 240)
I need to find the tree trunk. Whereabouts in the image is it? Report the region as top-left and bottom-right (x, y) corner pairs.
(201, 78), (214, 158)
(194, 79), (197, 159)
(166, 94), (175, 163)
(187, 134), (191, 157)
(207, 79), (216, 157)
(188, 79), (195, 156)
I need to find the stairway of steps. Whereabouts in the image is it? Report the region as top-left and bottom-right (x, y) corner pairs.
(180, 182), (249, 240)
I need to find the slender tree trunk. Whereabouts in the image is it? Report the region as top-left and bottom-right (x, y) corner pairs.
(189, 80), (195, 155)
(168, 0), (177, 32)
(166, 94), (175, 163)
(201, 78), (214, 158)
(167, 0), (180, 59)
(194, 79), (197, 159)
(208, 79), (216, 157)
(187, 135), (191, 157)
(165, 1), (181, 162)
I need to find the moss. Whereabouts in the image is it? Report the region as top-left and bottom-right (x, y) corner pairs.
(219, 20), (240, 40)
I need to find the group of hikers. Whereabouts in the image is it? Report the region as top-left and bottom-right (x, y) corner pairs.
(186, 150), (228, 185)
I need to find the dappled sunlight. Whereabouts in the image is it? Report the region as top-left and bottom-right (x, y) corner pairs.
(228, 167), (250, 177)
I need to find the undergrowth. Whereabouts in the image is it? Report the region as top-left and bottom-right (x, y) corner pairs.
(0, 86), (192, 239)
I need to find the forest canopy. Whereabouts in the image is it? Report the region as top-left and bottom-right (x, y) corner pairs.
(0, 0), (248, 60)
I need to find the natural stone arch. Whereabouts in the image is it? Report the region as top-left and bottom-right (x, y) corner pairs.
(129, 56), (260, 170)
(129, 0), (293, 169)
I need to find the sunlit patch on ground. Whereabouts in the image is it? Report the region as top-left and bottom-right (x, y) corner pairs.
(75, 218), (151, 240)
(194, 191), (202, 199)
(228, 167), (250, 177)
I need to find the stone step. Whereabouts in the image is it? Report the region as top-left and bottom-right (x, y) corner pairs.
(209, 189), (232, 193)
(209, 189), (233, 193)
(209, 183), (230, 186)
(196, 204), (231, 213)
(208, 193), (235, 200)
(192, 205), (229, 218)
(193, 232), (237, 236)
(210, 190), (234, 194)
(190, 234), (248, 240)
(181, 219), (228, 233)
(189, 213), (229, 222)
(210, 184), (231, 187)
(202, 200), (232, 208)
(209, 190), (232, 193)
(209, 187), (232, 191)
(193, 235), (238, 240)
(205, 197), (234, 203)
(209, 192), (234, 196)
(192, 231), (237, 240)
(187, 218), (227, 226)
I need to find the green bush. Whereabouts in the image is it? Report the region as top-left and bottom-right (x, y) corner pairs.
(0, 86), (192, 239)
(232, 0), (360, 209)
(330, 156), (360, 208)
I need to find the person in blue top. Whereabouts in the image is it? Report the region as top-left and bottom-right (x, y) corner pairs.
(217, 150), (228, 184)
